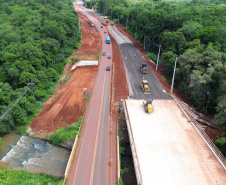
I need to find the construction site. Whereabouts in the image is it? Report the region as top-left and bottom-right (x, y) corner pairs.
(28, 3), (226, 185)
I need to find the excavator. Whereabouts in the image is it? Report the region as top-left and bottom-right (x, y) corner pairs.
(143, 99), (154, 113)
(141, 77), (151, 94)
(140, 63), (148, 74)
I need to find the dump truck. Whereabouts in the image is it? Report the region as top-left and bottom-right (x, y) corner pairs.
(140, 63), (148, 74)
(106, 19), (109, 23)
(104, 16), (108, 19)
(110, 22), (114, 26)
(141, 78), (151, 94)
(106, 36), (111, 44)
(143, 99), (154, 113)
(101, 21), (107, 26)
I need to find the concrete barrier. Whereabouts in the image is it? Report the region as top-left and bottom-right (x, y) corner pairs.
(64, 135), (78, 182)
(117, 136), (120, 181)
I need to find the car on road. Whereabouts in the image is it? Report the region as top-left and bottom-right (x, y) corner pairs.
(108, 54), (111, 59)
(104, 31), (106, 33)
(101, 26), (103, 28)
(102, 52), (106, 56)
(106, 66), (110, 71)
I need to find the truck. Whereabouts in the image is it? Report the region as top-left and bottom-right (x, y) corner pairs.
(106, 19), (109, 23)
(91, 22), (94, 27)
(106, 36), (111, 44)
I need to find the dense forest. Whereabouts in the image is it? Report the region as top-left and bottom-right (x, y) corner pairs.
(84, 0), (226, 149)
(0, 0), (80, 135)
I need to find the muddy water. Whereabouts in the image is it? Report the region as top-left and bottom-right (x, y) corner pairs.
(0, 132), (70, 177)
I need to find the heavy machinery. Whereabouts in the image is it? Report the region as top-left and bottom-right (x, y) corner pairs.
(141, 78), (151, 94)
(140, 63), (148, 74)
(110, 22), (114, 26)
(143, 99), (154, 113)
(101, 21), (107, 26)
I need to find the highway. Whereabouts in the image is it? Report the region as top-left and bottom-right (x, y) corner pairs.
(67, 3), (114, 185)
(90, 10), (173, 100)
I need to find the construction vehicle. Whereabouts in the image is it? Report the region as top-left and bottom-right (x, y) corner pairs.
(141, 77), (151, 94)
(101, 21), (107, 26)
(143, 99), (154, 113)
(110, 22), (114, 26)
(140, 63), (148, 74)
(106, 19), (109, 23)
(91, 22), (94, 27)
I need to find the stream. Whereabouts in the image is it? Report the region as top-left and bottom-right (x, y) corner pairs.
(0, 131), (70, 177)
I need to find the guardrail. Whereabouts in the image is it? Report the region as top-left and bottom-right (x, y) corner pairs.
(63, 108), (87, 184)
(173, 95), (226, 170)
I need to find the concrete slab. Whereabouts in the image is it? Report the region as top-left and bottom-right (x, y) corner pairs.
(71, 60), (98, 70)
(125, 99), (226, 185)
(108, 26), (132, 45)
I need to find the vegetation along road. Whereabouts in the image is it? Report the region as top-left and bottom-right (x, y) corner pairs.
(0, 0), (226, 184)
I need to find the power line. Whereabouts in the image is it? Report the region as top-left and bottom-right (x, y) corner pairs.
(0, 86), (30, 120)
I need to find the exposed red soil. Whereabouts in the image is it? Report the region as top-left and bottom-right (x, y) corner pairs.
(69, 10), (101, 61)
(109, 31), (129, 184)
(115, 24), (225, 140)
(29, 10), (101, 137)
(30, 66), (97, 134)
(110, 34), (129, 112)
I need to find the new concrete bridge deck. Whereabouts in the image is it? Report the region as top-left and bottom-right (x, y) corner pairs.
(124, 99), (226, 185)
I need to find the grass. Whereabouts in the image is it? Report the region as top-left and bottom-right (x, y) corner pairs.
(63, 73), (73, 85)
(49, 117), (83, 146)
(145, 52), (163, 64)
(85, 94), (90, 100)
(95, 49), (101, 60)
(0, 167), (63, 185)
(162, 75), (166, 82)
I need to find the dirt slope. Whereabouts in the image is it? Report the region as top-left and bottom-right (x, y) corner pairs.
(29, 10), (101, 136)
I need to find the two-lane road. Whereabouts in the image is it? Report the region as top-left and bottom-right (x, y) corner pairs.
(67, 3), (114, 185)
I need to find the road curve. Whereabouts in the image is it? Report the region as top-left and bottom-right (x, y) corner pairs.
(67, 3), (114, 185)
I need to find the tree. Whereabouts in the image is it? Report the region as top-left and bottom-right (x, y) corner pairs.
(19, 72), (35, 85)
(179, 21), (202, 40)
(196, 26), (220, 45)
(160, 31), (187, 55)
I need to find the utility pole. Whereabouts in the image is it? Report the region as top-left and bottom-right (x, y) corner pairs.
(78, 20), (80, 33)
(170, 57), (179, 94)
(155, 45), (161, 71)
(144, 34), (146, 50)
(126, 18), (128, 30)
(29, 79), (35, 98)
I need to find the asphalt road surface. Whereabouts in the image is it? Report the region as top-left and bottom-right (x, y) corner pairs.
(67, 3), (114, 185)
(93, 13), (172, 100)
(119, 43), (173, 100)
